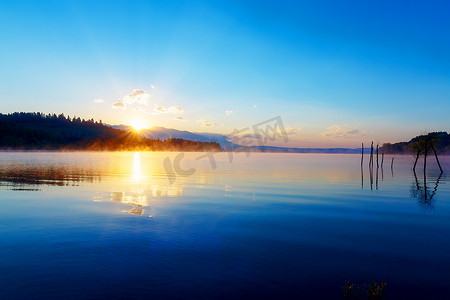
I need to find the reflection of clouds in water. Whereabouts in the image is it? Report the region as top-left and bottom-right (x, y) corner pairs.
(225, 185), (232, 197)
(96, 185), (183, 217)
(126, 206), (146, 216)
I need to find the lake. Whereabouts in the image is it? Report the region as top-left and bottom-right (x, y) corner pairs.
(0, 152), (449, 299)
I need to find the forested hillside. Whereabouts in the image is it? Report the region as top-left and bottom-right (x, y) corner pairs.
(382, 132), (450, 154)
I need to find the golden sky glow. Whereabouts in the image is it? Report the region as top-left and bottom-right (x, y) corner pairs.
(130, 120), (147, 131)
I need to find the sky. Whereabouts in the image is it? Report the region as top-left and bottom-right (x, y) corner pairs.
(0, 0), (449, 147)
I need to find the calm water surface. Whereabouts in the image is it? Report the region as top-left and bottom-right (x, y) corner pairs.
(0, 152), (449, 299)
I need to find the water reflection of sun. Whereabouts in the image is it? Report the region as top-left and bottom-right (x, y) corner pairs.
(132, 152), (141, 181)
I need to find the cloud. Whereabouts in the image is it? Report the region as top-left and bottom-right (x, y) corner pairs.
(133, 107), (146, 112)
(112, 101), (125, 109)
(225, 110), (234, 116)
(94, 99), (104, 104)
(285, 126), (302, 137)
(153, 105), (166, 114)
(111, 89), (152, 110)
(321, 125), (366, 138)
(346, 129), (359, 135)
(153, 105), (184, 115)
(169, 106), (184, 113)
(123, 89), (151, 106)
(197, 119), (216, 127)
(174, 116), (185, 121)
(150, 84), (156, 90)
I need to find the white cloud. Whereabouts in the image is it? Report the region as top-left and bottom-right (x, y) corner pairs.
(133, 107), (146, 112)
(123, 89), (151, 106)
(150, 84), (156, 90)
(153, 105), (184, 115)
(94, 99), (104, 104)
(112, 101), (125, 109)
(285, 126), (302, 137)
(153, 105), (166, 114)
(197, 119), (216, 127)
(225, 110), (234, 116)
(321, 125), (366, 138)
(111, 89), (152, 110)
(169, 106), (184, 113)
(174, 116), (185, 121)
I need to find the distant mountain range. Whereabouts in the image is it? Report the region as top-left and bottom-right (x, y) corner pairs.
(112, 125), (365, 154)
(112, 125), (238, 149)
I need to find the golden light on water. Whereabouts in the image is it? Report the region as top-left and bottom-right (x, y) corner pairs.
(132, 152), (142, 181)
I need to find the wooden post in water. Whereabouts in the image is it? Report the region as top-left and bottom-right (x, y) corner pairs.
(370, 160), (374, 190)
(381, 152), (384, 168)
(361, 161), (364, 189)
(424, 138), (428, 174)
(369, 142), (374, 168)
(376, 144), (379, 168)
(376, 163), (379, 189)
(391, 157), (395, 177)
(361, 143), (364, 166)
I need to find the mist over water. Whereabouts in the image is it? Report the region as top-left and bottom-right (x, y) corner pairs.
(0, 152), (449, 299)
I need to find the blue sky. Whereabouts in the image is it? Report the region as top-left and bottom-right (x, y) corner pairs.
(0, 0), (449, 147)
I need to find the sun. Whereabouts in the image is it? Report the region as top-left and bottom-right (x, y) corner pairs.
(130, 120), (146, 131)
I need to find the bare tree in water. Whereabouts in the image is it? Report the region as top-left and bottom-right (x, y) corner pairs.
(410, 134), (443, 173)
